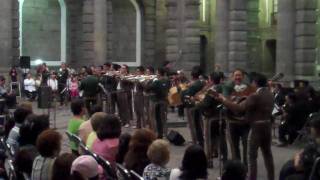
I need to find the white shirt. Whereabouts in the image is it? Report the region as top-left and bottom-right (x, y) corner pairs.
(24, 78), (36, 92)
(47, 79), (58, 91)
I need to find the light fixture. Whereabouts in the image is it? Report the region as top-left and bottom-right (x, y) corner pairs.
(34, 59), (43, 65)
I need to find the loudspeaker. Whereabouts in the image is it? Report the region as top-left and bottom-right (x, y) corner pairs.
(38, 86), (52, 109)
(20, 56), (31, 69)
(166, 130), (185, 146)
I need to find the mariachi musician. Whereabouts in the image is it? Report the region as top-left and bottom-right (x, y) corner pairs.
(116, 65), (134, 127)
(222, 69), (255, 166)
(100, 64), (118, 114)
(195, 72), (228, 166)
(133, 66), (146, 128)
(181, 66), (206, 146)
(144, 68), (170, 138)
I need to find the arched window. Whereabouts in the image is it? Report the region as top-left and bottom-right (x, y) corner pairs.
(19, 0), (67, 66)
(112, 0), (142, 66)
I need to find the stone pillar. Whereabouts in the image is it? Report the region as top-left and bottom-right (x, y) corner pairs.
(228, 0), (248, 71)
(81, 0), (95, 66)
(12, 0), (19, 66)
(183, 0), (200, 70)
(294, 0), (317, 78)
(166, 0), (200, 72)
(215, 0), (229, 72)
(143, 0), (156, 65)
(166, 0), (180, 66)
(276, 0), (295, 81)
(93, 0), (107, 65)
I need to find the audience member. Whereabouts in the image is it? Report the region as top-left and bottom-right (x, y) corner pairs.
(68, 99), (86, 155)
(19, 114), (50, 147)
(86, 112), (105, 150)
(70, 155), (100, 180)
(116, 133), (131, 164)
(221, 160), (247, 180)
(92, 114), (121, 165)
(52, 153), (77, 180)
(124, 128), (157, 175)
(14, 146), (39, 179)
(31, 129), (62, 180)
(23, 73), (37, 100)
(169, 145), (208, 180)
(6, 106), (32, 151)
(78, 105), (102, 143)
(143, 139), (171, 180)
(279, 116), (320, 180)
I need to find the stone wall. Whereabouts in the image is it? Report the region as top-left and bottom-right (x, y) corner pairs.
(0, 0), (13, 70)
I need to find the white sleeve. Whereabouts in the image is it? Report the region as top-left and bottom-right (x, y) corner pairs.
(169, 168), (181, 180)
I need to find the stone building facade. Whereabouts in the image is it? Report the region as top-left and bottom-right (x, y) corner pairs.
(0, 0), (319, 81)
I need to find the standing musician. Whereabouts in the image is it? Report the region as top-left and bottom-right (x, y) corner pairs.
(216, 73), (275, 180)
(143, 66), (155, 127)
(181, 66), (206, 146)
(58, 63), (69, 106)
(133, 66), (146, 128)
(144, 68), (170, 138)
(223, 69), (252, 166)
(116, 65), (134, 127)
(79, 68), (100, 114)
(195, 72), (228, 166)
(100, 63), (118, 114)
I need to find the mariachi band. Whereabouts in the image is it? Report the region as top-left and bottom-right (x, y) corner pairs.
(76, 63), (281, 170)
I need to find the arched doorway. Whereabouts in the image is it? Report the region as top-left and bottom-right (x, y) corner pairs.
(19, 0), (66, 66)
(112, 0), (142, 66)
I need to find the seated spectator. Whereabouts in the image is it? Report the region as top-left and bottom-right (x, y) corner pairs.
(31, 129), (62, 180)
(278, 93), (311, 146)
(279, 116), (320, 180)
(86, 112), (105, 150)
(221, 160), (247, 180)
(14, 145), (39, 179)
(92, 113), (121, 165)
(143, 139), (171, 180)
(19, 114), (50, 147)
(70, 155), (100, 180)
(169, 145), (208, 180)
(116, 133), (131, 164)
(6, 106), (32, 151)
(24, 73), (37, 100)
(124, 128), (157, 175)
(68, 99), (85, 155)
(52, 153), (77, 180)
(78, 105), (102, 144)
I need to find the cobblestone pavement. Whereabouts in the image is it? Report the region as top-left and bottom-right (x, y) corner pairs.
(30, 102), (298, 180)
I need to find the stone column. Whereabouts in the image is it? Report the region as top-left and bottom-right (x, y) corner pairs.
(166, 0), (179, 65)
(93, 0), (107, 65)
(228, 0), (248, 71)
(294, 0), (317, 78)
(81, 0), (95, 65)
(215, 0), (229, 72)
(182, 0), (200, 71)
(276, 0), (295, 81)
(166, 0), (200, 72)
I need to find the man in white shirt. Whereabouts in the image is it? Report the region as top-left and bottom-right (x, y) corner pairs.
(24, 73), (37, 100)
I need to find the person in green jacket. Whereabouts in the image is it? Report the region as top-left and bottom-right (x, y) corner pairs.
(67, 99), (86, 155)
(79, 68), (100, 114)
